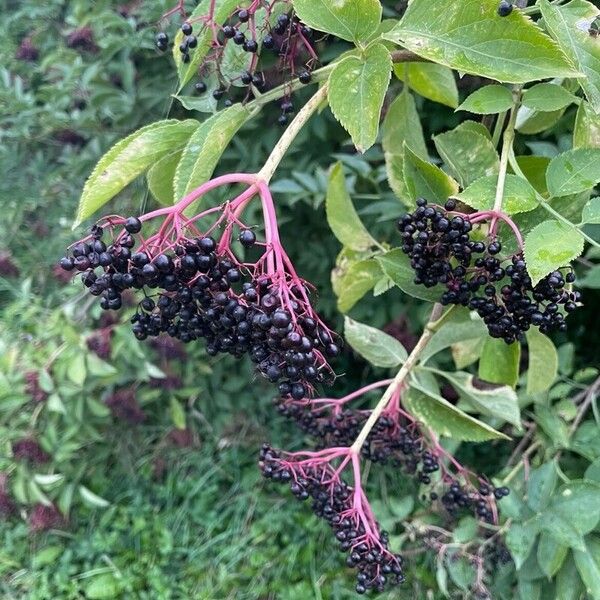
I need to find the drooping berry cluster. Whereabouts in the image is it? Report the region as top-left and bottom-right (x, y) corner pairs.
(59, 184), (339, 398)
(259, 445), (405, 594)
(398, 199), (580, 344)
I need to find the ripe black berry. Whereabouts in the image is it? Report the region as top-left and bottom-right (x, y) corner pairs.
(498, 1), (513, 16)
(59, 257), (74, 271)
(213, 88), (225, 100)
(195, 81), (207, 94)
(238, 9), (249, 22)
(187, 35), (197, 49)
(181, 22), (193, 36)
(155, 32), (169, 51)
(125, 216), (142, 234)
(277, 114), (288, 126)
(240, 70), (253, 85)
(262, 34), (274, 49)
(223, 25), (235, 39)
(239, 229), (256, 247)
(298, 70), (311, 84)
(243, 39), (258, 53)
(233, 31), (245, 45)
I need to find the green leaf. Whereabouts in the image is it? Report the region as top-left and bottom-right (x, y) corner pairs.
(527, 462), (558, 512)
(581, 197), (600, 224)
(345, 317), (407, 368)
(506, 520), (539, 569)
(522, 83), (577, 112)
(516, 155), (551, 196)
(478, 337), (520, 388)
(556, 553), (585, 600)
(546, 148), (600, 197)
(517, 105), (567, 135)
(74, 120), (199, 227)
(541, 0), (600, 112)
(574, 101), (600, 148)
(68, 353), (86, 386)
(526, 329), (558, 394)
(375, 248), (443, 302)
(538, 532), (568, 578)
(452, 337), (485, 369)
(174, 106), (252, 200)
(403, 145), (459, 205)
(382, 91), (428, 158)
(446, 551), (476, 590)
(333, 257), (382, 313)
(146, 150), (183, 206)
(328, 43), (392, 152)
(439, 371), (521, 427)
(84, 574), (122, 600)
(433, 121), (499, 188)
(384, 0), (579, 83)
(170, 398), (186, 430)
(173, 0), (242, 90)
(404, 386), (509, 441)
(421, 308), (487, 363)
(535, 404), (570, 449)
(292, 0), (382, 43)
(524, 220), (585, 286)
(457, 85), (513, 114)
(326, 162), (377, 251)
(457, 174), (538, 215)
(79, 485), (110, 508)
(393, 62), (458, 108)
(574, 537), (600, 600)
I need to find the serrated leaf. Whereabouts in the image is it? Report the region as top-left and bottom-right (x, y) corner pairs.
(384, 0), (579, 83)
(328, 43), (392, 152)
(403, 145), (459, 205)
(173, 105), (252, 200)
(333, 257), (382, 313)
(292, 0), (382, 43)
(375, 248), (443, 302)
(506, 520), (539, 569)
(440, 371), (521, 427)
(458, 85), (513, 114)
(546, 148), (600, 197)
(478, 337), (520, 388)
(574, 537), (600, 599)
(574, 101), (600, 148)
(538, 532), (568, 578)
(433, 121), (499, 188)
(146, 150), (182, 206)
(541, 0), (600, 112)
(526, 329), (558, 394)
(393, 62), (458, 108)
(446, 551), (476, 590)
(326, 162), (377, 251)
(74, 120), (199, 227)
(522, 83), (577, 112)
(405, 386), (509, 441)
(173, 0), (242, 90)
(383, 91), (427, 158)
(524, 220), (584, 286)
(457, 174), (538, 214)
(581, 197), (600, 224)
(344, 317), (407, 368)
(421, 308), (487, 363)
(79, 485), (110, 508)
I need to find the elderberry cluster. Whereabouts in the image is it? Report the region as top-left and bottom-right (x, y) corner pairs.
(431, 481), (509, 522)
(59, 219), (339, 396)
(259, 445), (404, 594)
(398, 199), (580, 344)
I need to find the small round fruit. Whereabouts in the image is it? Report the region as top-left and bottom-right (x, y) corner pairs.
(497, 1), (513, 16)
(181, 22), (193, 36)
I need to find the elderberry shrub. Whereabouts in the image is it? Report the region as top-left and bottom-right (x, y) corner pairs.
(59, 220), (339, 397)
(275, 400), (507, 523)
(259, 445), (405, 594)
(397, 199), (580, 344)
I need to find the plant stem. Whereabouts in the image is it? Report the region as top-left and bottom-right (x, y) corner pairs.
(349, 303), (445, 454)
(257, 84), (329, 183)
(507, 147), (600, 249)
(491, 111), (507, 149)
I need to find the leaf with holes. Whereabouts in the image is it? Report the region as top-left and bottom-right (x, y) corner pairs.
(74, 119), (199, 227)
(328, 43), (392, 152)
(344, 318), (407, 368)
(326, 162), (377, 251)
(384, 0), (578, 83)
(292, 0), (382, 43)
(546, 148), (600, 197)
(524, 220), (584, 286)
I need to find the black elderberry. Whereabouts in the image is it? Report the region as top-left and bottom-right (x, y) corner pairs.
(223, 25), (236, 38)
(262, 34), (274, 49)
(238, 8), (250, 22)
(212, 88), (225, 100)
(233, 30), (246, 45)
(224, 99), (233, 107)
(181, 22), (193, 36)
(240, 70), (253, 85)
(498, 0), (513, 16)
(277, 114), (288, 126)
(243, 39), (258, 53)
(195, 81), (207, 94)
(155, 32), (169, 51)
(298, 70), (312, 84)
(238, 229), (256, 247)
(187, 35), (197, 49)
(59, 256), (74, 271)
(182, 53), (190, 63)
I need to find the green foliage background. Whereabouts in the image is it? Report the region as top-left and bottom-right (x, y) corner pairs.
(1, 0), (599, 599)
